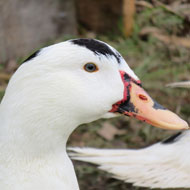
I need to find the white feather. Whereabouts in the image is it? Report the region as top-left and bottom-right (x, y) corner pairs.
(70, 131), (190, 188)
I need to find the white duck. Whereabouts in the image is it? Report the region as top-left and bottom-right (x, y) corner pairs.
(0, 39), (188, 190)
(70, 81), (190, 189)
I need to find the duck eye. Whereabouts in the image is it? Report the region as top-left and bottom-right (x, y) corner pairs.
(84, 63), (98, 72)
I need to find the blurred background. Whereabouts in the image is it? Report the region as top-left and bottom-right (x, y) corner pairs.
(0, 0), (190, 189)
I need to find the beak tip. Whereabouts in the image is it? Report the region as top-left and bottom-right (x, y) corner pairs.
(174, 120), (189, 130)
(149, 115), (189, 131)
(182, 122), (189, 130)
(155, 110), (189, 130)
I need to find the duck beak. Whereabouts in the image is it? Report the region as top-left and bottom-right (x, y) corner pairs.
(110, 71), (189, 130)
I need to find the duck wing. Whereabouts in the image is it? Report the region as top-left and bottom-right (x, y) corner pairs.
(69, 131), (190, 189)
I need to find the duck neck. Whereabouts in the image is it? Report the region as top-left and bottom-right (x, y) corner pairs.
(0, 97), (79, 160)
(0, 99), (80, 189)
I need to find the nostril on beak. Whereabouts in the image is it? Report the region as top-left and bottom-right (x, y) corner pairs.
(138, 94), (148, 101)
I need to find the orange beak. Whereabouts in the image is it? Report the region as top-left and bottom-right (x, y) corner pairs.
(110, 71), (189, 130)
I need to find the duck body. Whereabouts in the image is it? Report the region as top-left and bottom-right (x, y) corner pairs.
(0, 39), (187, 190)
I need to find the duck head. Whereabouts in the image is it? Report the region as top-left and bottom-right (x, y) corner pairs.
(7, 39), (188, 133)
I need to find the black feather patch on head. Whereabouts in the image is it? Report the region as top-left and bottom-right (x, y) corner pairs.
(22, 50), (41, 64)
(72, 39), (121, 63)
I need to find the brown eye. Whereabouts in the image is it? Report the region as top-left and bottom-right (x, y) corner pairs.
(84, 63), (98, 72)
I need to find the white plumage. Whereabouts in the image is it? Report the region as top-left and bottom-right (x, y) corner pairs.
(0, 39), (134, 190)
(70, 81), (190, 189)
